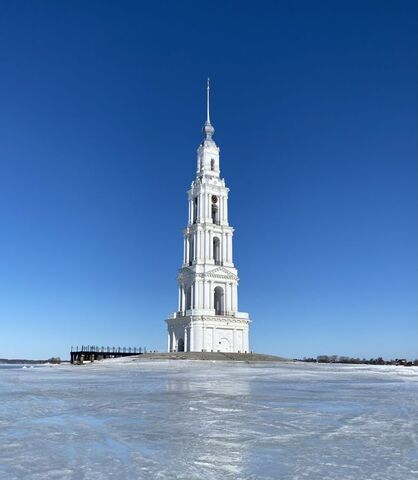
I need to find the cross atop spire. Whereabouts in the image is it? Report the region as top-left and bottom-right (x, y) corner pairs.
(203, 77), (215, 141)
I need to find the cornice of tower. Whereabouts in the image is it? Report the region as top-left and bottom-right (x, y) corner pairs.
(199, 175), (227, 188)
(197, 139), (219, 152)
(177, 265), (238, 282)
(204, 265), (238, 280)
(167, 315), (250, 326)
(183, 224), (234, 234)
(188, 179), (228, 196)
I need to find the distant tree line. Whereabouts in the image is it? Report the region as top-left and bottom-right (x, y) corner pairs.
(299, 355), (418, 367)
(0, 357), (61, 364)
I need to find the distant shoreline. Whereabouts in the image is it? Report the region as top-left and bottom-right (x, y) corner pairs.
(0, 358), (63, 365)
(0, 358), (48, 365)
(298, 355), (418, 367)
(0, 359), (48, 365)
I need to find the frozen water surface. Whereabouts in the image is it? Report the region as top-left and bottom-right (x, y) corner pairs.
(0, 360), (417, 480)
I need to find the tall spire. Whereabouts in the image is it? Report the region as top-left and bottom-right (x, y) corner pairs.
(206, 78), (211, 124)
(203, 77), (215, 141)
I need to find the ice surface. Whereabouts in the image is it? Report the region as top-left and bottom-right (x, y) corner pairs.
(0, 360), (417, 480)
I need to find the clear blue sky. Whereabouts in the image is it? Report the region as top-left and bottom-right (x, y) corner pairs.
(0, 0), (416, 360)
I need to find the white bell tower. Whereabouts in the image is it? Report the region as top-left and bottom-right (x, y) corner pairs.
(166, 80), (251, 353)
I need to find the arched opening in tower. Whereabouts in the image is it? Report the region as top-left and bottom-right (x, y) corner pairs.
(193, 197), (198, 224)
(214, 286), (224, 315)
(213, 237), (221, 265)
(186, 286), (192, 310)
(189, 236), (194, 265)
(211, 204), (218, 224)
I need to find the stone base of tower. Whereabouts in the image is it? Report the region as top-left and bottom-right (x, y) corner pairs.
(166, 313), (250, 353)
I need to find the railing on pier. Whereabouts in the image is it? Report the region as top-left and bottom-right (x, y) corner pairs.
(71, 345), (145, 354)
(70, 345), (146, 364)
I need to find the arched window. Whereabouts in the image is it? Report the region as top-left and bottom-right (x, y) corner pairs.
(186, 286), (192, 310)
(193, 197), (198, 223)
(189, 236), (194, 265)
(213, 237), (220, 265)
(210, 159), (215, 171)
(211, 205), (218, 224)
(211, 195), (219, 224)
(214, 286), (224, 315)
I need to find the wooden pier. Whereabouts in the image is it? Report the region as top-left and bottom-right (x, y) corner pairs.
(70, 345), (145, 364)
